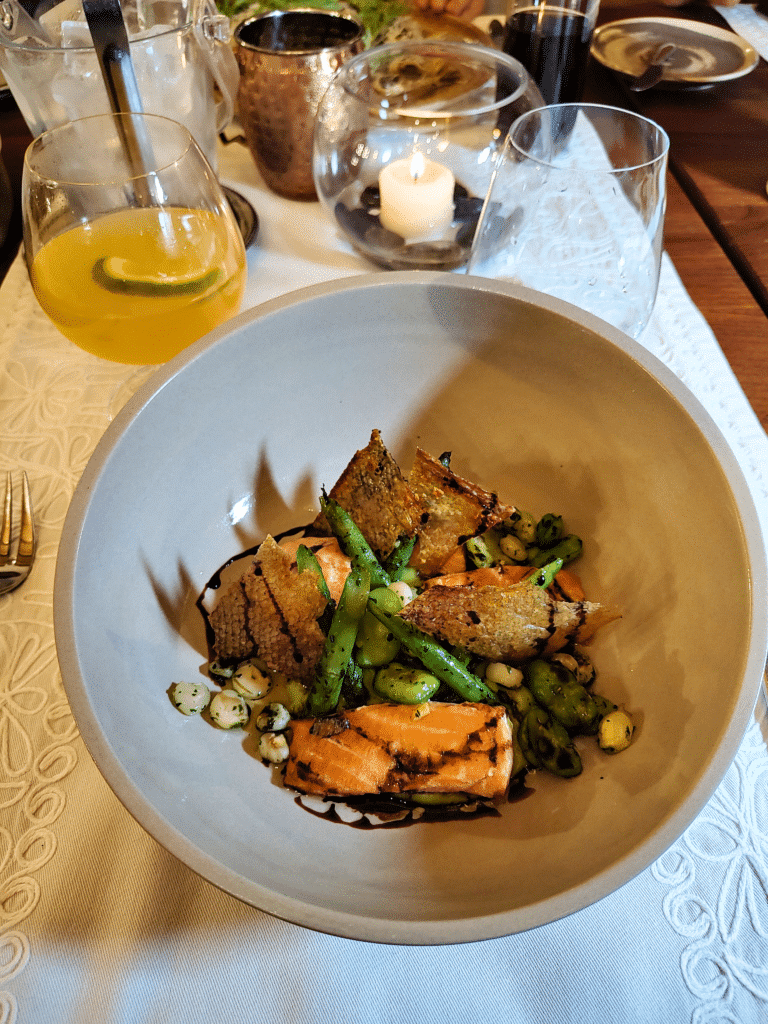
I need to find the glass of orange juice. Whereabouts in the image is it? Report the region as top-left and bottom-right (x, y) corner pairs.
(22, 112), (247, 365)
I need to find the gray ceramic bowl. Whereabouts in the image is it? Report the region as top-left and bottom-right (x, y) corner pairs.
(54, 273), (768, 944)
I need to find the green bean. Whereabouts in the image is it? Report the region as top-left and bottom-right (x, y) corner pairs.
(296, 543), (331, 601)
(395, 566), (421, 588)
(525, 659), (599, 735)
(588, 692), (618, 734)
(519, 707), (582, 777)
(500, 683), (536, 720)
(383, 533), (417, 580)
(366, 591), (497, 704)
(518, 708), (541, 767)
(530, 558), (564, 589)
(411, 792), (467, 806)
(340, 659), (367, 708)
(319, 491), (390, 588)
(509, 718), (528, 779)
(529, 534), (583, 568)
(306, 566), (370, 717)
(536, 513), (563, 548)
(467, 529), (510, 569)
(372, 662), (441, 704)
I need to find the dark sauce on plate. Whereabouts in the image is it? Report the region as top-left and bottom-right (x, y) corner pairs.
(294, 773), (533, 829)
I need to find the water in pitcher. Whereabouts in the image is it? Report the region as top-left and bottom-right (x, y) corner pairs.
(0, 0), (237, 169)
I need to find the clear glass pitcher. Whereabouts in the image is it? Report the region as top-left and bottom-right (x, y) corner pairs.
(0, 0), (239, 170)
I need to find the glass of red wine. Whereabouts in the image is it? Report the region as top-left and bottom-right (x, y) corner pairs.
(502, 0), (601, 106)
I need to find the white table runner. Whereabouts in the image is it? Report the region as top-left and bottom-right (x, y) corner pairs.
(0, 140), (767, 1024)
(714, 4), (768, 61)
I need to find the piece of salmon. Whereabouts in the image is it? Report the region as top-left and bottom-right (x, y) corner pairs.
(425, 564), (587, 602)
(285, 701), (513, 800)
(278, 535), (352, 604)
(209, 535), (328, 679)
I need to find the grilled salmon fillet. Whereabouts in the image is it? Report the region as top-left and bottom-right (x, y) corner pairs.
(285, 701), (513, 799)
(400, 580), (620, 663)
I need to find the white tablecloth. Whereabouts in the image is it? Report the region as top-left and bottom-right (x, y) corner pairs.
(714, 4), (768, 63)
(1, 140), (767, 1024)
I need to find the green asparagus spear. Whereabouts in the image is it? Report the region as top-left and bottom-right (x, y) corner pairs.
(319, 491), (391, 589)
(383, 533), (417, 580)
(306, 566), (370, 716)
(366, 591), (497, 704)
(530, 558), (564, 589)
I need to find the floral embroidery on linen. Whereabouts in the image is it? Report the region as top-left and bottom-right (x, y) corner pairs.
(0, 256), (154, 1017)
(653, 710), (768, 1024)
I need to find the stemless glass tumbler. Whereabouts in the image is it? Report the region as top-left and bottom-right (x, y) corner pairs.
(468, 103), (669, 338)
(23, 113), (246, 364)
(313, 41), (544, 270)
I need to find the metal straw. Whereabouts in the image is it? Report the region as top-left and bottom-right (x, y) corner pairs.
(82, 0), (160, 206)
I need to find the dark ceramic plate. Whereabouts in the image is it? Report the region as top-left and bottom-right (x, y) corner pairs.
(592, 17), (759, 90)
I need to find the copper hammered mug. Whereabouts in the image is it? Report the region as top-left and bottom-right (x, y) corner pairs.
(234, 9), (364, 200)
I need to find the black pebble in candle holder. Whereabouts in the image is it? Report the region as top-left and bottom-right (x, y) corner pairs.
(334, 182), (486, 271)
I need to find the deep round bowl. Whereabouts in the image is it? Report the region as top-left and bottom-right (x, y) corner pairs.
(54, 274), (767, 944)
(313, 42), (543, 269)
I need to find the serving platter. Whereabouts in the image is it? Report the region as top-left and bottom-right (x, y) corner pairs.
(54, 273), (767, 944)
(591, 17), (759, 89)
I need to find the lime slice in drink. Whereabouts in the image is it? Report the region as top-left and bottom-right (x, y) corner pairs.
(92, 256), (221, 297)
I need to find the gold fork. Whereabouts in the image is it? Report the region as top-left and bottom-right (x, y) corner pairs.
(0, 472), (36, 596)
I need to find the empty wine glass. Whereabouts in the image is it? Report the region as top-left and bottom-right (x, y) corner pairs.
(468, 103), (670, 338)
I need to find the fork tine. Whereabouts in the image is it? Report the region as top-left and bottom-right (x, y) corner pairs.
(16, 473), (35, 567)
(0, 473), (10, 565)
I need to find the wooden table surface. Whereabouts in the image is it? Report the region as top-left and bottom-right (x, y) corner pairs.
(592, 0), (768, 432)
(1, 7), (767, 430)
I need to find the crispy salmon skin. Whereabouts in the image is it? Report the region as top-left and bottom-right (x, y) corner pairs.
(400, 581), (620, 663)
(285, 701), (514, 800)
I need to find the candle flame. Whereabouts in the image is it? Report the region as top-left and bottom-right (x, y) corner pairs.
(409, 151), (425, 182)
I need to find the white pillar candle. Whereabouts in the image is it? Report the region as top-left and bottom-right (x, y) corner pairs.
(378, 152), (455, 240)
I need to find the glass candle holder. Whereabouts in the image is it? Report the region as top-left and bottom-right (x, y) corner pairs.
(312, 41), (543, 270)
